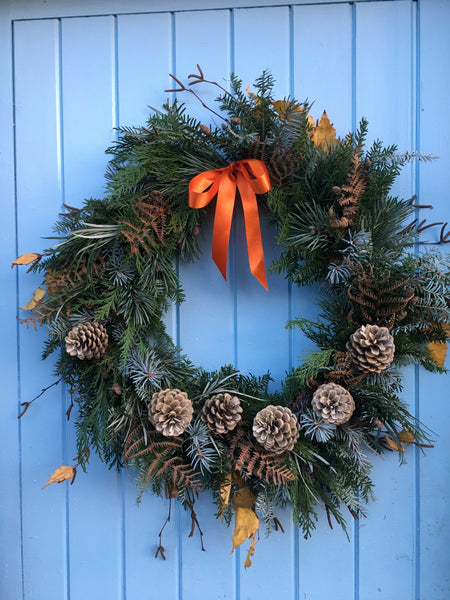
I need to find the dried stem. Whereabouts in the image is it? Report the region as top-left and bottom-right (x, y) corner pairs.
(187, 63), (233, 98)
(18, 377), (63, 418)
(165, 72), (228, 123)
(155, 497), (172, 560)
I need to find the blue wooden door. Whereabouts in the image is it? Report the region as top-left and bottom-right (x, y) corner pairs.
(1, 1), (449, 598)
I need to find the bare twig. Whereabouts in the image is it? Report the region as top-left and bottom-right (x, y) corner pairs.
(18, 377), (63, 418)
(187, 63), (233, 98)
(165, 72), (228, 123)
(155, 497), (172, 560)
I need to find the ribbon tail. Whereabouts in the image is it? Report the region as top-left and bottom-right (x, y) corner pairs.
(237, 174), (268, 290)
(212, 174), (236, 281)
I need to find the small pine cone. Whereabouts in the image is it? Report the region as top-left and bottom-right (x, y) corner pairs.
(148, 388), (193, 437)
(201, 393), (243, 434)
(311, 383), (355, 425)
(286, 391), (311, 415)
(252, 405), (299, 454)
(346, 324), (395, 373)
(65, 321), (108, 360)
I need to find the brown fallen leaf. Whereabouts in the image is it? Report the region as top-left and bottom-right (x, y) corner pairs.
(20, 287), (46, 311)
(42, 465), (75, 489)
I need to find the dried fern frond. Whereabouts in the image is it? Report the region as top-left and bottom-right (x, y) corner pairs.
(229, 427), (296, 485)
(329, 148), (370, 230)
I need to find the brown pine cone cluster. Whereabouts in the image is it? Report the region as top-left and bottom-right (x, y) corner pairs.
(65, 321), (108, 360)
(252, 405), (299, 454)
(148, 388), (193, 437)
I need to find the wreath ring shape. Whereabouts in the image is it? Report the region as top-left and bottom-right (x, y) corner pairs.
(14, 66), (450, 566)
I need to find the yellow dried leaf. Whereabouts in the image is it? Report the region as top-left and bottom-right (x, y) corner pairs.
(219, 473), (232, 518)
(382, 436), (405, 453)
(231, 485), (259, 562)
(232, 470), (246, 487)
(20, 287), (46, 311)
(11, 253), (41, 269)
(244, 536), (256, 569)
(427, 340), (447, 368)
(272, 100), (307, 123)
(231, 506), (259, 552)
(311, 111), (336, 151)
(42, 465), (74, 489)
(232, 486), (256, 510)
(399, 429), (414, 446)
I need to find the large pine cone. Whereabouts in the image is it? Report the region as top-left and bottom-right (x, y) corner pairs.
(201, 393), (243, 434)
(311, 383), (355, 425)
(148, 388), (193, 437)
(65, 321), (108, 360)
(346, 324), (395, 373)
(252, 405), (299, 454)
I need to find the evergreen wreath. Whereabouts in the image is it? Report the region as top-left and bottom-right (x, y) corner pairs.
(14, 66), (450, 566)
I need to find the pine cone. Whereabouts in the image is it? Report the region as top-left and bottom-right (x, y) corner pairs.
(148, 388), (193, 437)
(201, 393), (243, 434)
(286, 391), (311, 415)
(252, 405), (299, 454)
(346, 324), (395, 373)
(311, 383), (355, 425)
(65, 321), (108, 360)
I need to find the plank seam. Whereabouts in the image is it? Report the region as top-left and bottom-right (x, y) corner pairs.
(413, 1), (421, 598)
(11, 17), (26, 600)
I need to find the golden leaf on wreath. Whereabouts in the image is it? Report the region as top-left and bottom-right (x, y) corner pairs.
(272, 100), (315, 127)
(231, 486), (259, 567)
(398, 429), (414, 446)
(311, 111), (336, 151)
(244, 536), (256, 568)
(42, 465), (75, 489)
(427, 324), (450, 368)
(381, 436), (405, 453)
(11, 253), (41, 269)
(20, 287), (46, 311)
(219, 473), (232, 519)
(231, 507), (259, 553)
(427, 340), (447, 368)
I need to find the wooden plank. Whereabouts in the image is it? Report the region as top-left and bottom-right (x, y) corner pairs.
(355, 3), (416, 599)
(174, 10), (237, 600)
(292, 5), (355, 600)
(0, 3), (24, 598)
(59, 16), (122, 600)
(13, 18), (68, 600)
(233, 7), (296, 598)
(115, 12), (181, 600)
(418, 1), (450, 598)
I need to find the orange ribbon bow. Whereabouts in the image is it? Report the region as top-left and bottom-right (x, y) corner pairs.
(188, 159), (271, 290)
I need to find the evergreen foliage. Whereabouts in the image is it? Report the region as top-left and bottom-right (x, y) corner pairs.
(18, 68), (449, 553)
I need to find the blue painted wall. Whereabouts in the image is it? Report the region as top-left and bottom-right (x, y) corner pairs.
(1, 1), (449, 599)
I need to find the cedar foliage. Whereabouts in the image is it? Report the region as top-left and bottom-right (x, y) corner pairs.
(18, 68), (450, 547)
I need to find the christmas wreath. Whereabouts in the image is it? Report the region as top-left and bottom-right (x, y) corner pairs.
(14, 66), (450, 566)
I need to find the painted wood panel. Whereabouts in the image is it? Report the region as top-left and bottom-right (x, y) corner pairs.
(1, 1), (449, 599)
